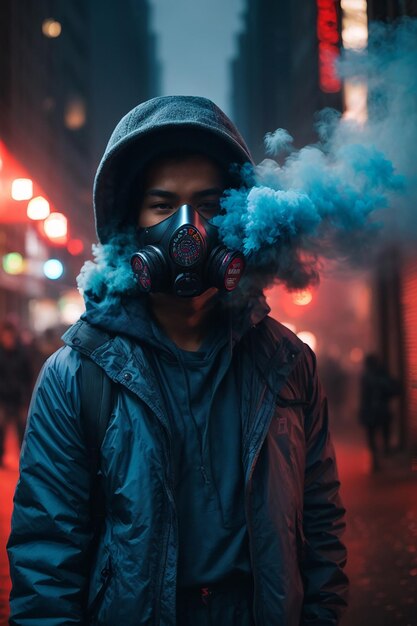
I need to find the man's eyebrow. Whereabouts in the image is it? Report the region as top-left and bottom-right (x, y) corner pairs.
(144, 189), (178, 198)
(144, 188), (223, 198)
(193, 188), (223, 197)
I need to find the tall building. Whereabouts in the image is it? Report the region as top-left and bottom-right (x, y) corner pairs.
(365, 0), (417, 457)
(230, 0), (343, 160)
(0, 0), (93, 239)
(367, 0), (417, 20)
(90, 0), (162, 167)
(0, 0), (160, 329)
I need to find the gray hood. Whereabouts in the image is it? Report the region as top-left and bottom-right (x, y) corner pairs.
(93, 95), (253, 243)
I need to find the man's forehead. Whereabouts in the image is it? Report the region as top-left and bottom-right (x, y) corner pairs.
(142, 152), (226, 182)
(144, 186), (223, 198)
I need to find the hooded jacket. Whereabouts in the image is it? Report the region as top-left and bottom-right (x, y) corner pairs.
(7, 96), (348, 626)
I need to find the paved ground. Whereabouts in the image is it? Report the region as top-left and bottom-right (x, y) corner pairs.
(0, 425), (416, 625)
(336, 432), (417, 626)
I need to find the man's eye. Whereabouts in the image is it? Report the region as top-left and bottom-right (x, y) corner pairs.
(198, 202), (220, 214)
(151, 203), (173, 210)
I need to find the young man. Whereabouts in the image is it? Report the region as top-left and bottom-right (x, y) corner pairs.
(8, 96), (348, 626)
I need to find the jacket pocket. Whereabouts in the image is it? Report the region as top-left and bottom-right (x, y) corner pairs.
(87, 554), (113, 623)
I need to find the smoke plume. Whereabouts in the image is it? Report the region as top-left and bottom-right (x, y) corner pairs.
(77, 230), (137, 297)
(214, 18), (417, 291)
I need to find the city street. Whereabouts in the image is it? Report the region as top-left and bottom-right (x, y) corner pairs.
(0, 426), (416, 625)
(337, 433), (417, 626)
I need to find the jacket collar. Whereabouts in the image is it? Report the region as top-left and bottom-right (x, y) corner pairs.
(62, 320), (168, 429)
(242, 317), (303, 396)
(63, 297), (303, 426)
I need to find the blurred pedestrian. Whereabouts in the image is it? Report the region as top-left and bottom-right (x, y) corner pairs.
(319, 354), (349, 429)
(31, 326), (63, 381)
(358, 353), (400, 471)
(0, 320), (32, 466)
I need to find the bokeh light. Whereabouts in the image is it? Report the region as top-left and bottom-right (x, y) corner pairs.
(297, 331), (317, 351)
(350, 347), (364, 363)
(42, 19), (62, 38)
(58, 290), (85, 324)
(43, 212), (68, 240)
(67, 239), (84, 256)
(64, 99), (87, 130)
(43, 259), (64, 280)
(292, 290), (313, 306)
(3, 253), (24, 275)
(281, 321), (297, 334)
(11, 178), (33, 201)
(27, 196), (50, 220)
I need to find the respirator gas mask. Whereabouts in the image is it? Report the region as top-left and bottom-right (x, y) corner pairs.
(131, 204), (245, 297)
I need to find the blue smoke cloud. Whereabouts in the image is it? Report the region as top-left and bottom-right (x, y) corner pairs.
(77, 230), (137, 297)
(214, 18), (417, 291)
(79, 19), (416, 299)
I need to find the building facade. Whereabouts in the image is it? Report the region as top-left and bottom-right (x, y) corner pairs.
(366, 0), (417, 456)
(0, 0), (160, 330)
(231, 0), (343, 160)
(230, 0), (417, 460)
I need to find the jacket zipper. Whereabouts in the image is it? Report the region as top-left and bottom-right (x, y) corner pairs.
(154, 420), (175, 626)
(88, 561), (112, 623)
(245, 385), (266, 450)
(245, 345), (301, 626)
(245, 387), (275, 626)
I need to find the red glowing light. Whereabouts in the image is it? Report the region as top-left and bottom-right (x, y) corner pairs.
(0, 141), (55, 224)
(292, 290), (313, 306)
(67, 238), (84, 255)
(316, 0), (342, 93)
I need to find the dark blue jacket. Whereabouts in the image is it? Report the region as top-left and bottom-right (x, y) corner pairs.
(8, 311), (347, 625)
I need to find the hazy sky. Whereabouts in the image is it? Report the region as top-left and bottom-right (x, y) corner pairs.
(149, 0), (245, 116)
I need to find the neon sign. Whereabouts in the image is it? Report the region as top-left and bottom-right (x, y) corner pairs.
(317, 0), (342, 93)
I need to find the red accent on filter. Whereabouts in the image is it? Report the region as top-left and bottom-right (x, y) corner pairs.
(132, 255), (152, 291)
(200, 587), (211, 605)
(224, 255), (244, 291)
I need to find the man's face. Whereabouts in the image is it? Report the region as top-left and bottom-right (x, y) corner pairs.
(138, 154), (225, 228)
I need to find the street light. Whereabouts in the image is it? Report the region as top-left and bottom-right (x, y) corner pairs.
(43, 259), (64, 280)
(292, 290), (313, 306)
(42, 19), (62, 38)
(27, 196), (50, 220)
(3, 252), (25, 275)
(43, 212), (68, 241)
(11, 178), (33, 201)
